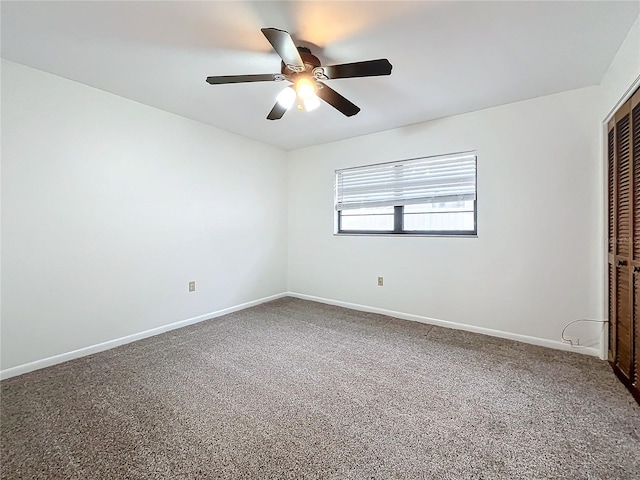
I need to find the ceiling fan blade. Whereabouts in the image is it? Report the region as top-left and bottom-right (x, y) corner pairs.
(261, 27), (305, 70)
(321, 59), (392, 80)
(206, 73), (282, 85)
(267, 102), (289, 120)
(316, 82), (360, 117)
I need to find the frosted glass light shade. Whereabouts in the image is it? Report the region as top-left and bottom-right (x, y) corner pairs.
(276, 87), (296, 108)
(304, 95), (321, 112)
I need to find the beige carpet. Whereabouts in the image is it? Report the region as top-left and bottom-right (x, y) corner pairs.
(2, 297), (639, 479)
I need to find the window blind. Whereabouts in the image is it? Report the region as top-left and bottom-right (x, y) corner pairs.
(335, 152), (477, 211)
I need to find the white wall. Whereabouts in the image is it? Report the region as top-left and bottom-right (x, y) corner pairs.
(599, 15), (640, 120)
(1, 60), (288, 371)
(287, 86), (603, 352)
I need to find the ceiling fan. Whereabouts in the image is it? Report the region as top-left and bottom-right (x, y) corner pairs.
(205, 28), (393, 120)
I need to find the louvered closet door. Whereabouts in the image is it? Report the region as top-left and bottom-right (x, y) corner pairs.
(634, 268), (640, 388)
(609, 126), (617, 363)
(617, 103), (632, 380)
(633, 92), (640, 390)
(608, 86), (640, 403)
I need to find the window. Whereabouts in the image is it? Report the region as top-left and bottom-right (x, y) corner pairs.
(335, 152), (477, 235)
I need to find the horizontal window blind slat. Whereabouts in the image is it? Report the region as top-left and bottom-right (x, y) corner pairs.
(340, 177), (476, 191)
(338, 186), (475, 196)
(336, 153), (476, 173)
(337, 194), (476, 211)
(338, 164), (476, 182)
(339, 170), (476, 186)
(335, 151), (476, 211)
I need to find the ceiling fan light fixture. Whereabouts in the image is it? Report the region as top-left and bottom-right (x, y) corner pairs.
(296, 77), (317, 100)
(276, 86), (296, 109)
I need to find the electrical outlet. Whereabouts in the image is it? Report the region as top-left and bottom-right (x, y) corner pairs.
(377, 276), (384, 286)
(188, 281), (196, 292)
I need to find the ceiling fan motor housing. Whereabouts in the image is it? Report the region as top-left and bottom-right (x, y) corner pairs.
(281, 47), (321, 79)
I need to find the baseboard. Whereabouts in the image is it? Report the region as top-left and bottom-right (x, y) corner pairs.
(1, 291), (600, 380)
(287, 292), (602, 358)
(0, 292), (288, 380)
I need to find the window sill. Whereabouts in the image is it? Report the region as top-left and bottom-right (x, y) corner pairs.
(333, 232), (478, 238)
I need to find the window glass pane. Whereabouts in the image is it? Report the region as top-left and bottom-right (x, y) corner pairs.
(403, 212), (474, 231)
(404, 200), (474, 213)
(404, 201), (474, 232)
(341, 206), (395, 216)
(340, 206), (394, 231)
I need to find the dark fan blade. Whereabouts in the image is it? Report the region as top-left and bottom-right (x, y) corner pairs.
(261, 27), (304, 69)
(316, 82), (360, 117)
(321, 59), (392, 80)
(266, 101), (289, 120)
(206, 73), (281, 85)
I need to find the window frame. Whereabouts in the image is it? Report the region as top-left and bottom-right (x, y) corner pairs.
(334, 152), (478, 237)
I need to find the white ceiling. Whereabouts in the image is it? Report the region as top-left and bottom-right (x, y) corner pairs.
(2, 1), (638, 151)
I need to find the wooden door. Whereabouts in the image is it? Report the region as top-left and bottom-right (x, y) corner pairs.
(608, 87), (640, 403)
(634, 91), (640, 392)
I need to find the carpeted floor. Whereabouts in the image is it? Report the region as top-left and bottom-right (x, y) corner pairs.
(1, 297), (639, 479)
